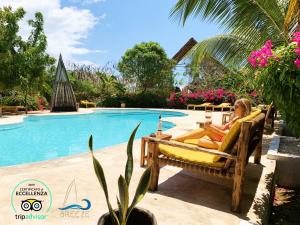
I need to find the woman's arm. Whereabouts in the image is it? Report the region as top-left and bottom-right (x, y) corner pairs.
(218, 116), (240, 130)
(205, 116), (239, 136)
(206, 125), (228, 136)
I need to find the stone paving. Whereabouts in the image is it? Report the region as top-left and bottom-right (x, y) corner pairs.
(0, 108), (274, 225)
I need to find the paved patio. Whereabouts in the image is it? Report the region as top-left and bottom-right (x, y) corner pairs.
(0, 109), (274, 225)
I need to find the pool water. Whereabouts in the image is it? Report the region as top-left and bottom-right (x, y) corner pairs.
(0, 109), (185, 167)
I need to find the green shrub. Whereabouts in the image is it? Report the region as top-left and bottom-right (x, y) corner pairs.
(1, 94), (47, 110)
(101, 92), (168, 108)
(250, 35), (300, 136)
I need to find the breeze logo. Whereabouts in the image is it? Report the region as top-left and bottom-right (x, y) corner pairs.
(58, 179), (91, 218)
(11, 179), (52, 221)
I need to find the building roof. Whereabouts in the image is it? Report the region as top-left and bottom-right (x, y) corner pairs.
(172, 37), (197, 62)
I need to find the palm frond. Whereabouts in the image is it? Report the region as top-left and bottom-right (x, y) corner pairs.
(171, 0), (287, 42)
(187, 34), (258, 69)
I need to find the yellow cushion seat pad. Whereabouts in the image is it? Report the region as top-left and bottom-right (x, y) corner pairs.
(158, 143), (225, 168)
(183, 138), (222, 149)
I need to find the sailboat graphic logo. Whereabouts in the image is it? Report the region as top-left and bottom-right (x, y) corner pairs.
(58, 179), (91, 211)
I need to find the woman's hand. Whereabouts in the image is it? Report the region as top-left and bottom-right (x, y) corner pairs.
(204, 120), (212, 128)
(205, 124), (213, 131)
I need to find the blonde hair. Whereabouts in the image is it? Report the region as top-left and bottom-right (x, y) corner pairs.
(234, 98), (251, 117)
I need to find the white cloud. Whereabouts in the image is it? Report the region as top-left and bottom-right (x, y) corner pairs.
(70, 0), (106, 5)
(0, 0), (106, 61)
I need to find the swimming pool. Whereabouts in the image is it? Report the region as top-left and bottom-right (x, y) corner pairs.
(0, 109), (186, 167)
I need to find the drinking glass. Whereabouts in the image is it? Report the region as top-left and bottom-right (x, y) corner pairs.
(205, 110), (212, 126)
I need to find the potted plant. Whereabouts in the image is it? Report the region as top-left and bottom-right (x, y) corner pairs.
(88, 123), (157, 225)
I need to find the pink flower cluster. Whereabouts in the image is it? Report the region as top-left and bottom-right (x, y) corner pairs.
(37, 97), (46, 111)
(168, 92), (186, 104)
(249, 32), (300, 69)
(168, 89), (236, 108)
(292, 32), (300, 69)
(248, 40), (274, 68)
(181, 90), (203, 99)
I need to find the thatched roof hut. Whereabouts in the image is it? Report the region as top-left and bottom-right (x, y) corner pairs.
(50, 55), (77, 112)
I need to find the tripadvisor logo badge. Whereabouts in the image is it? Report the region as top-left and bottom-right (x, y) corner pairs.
(11, 179), (52, 221)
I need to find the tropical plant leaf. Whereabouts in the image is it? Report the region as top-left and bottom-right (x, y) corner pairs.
(284, 0), (300, 33)
(188, 34), (253, 69)
(88, 135), (120, 225)
(127, 166), (152, 221)
(118, 175), (129, 225)
(169, 0), (299, 70)
(116, 196), (122, 223)
(125, 123), (141, 185)
(170, 0), (286, 39)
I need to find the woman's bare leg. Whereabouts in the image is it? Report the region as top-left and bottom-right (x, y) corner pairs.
(173, 128), (206, 142)
(198, 138), (221, 149)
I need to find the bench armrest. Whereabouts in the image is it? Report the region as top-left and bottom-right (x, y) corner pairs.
(147, 137), (236, 160)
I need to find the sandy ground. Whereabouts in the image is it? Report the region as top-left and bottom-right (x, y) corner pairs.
(0, 108), (273, 225)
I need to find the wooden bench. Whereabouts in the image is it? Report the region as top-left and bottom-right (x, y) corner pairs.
(80, 100), (96, 108)
(1, 106), (25, 115)
(146, 113), (265, 212)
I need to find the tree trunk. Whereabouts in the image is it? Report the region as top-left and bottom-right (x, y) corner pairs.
(298, 1), (300, 32)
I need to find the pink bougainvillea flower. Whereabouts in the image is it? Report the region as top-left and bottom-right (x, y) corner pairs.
(295, 48), (300, 56)
(259, 58), (268, 67)
(249, 40), (274, 68)
(250, 91), (257, 97)
(179, 97), (185, 104)
(295, 58), (300, 69)
(264, 40), (272, 48)
(248, 56), (257, 67)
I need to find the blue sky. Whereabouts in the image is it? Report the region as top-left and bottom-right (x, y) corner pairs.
(0, 0), (222, 67)
(60, 0), (222, 66)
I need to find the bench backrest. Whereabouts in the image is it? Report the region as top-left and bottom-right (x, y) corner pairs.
(223, 112), (265, 169)
(218, 109), (262, 153)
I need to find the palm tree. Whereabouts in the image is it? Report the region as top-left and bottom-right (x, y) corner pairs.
(171, 0), (300, 70)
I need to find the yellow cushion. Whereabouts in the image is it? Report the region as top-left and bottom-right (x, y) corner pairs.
(215, 103), (231, 107)
(218, 109), (261, 154)
(158, 143), (225, 168)
(184, 139), (198, 145)
(183, 136), (211, 145)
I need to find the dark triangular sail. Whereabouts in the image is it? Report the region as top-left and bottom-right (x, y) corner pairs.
(50, 54), (77, 112)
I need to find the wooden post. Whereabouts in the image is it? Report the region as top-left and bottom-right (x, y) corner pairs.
(149, 141), (160, 191)
(232, 121), (252, 212)
(254, 136), (262, 164)
(140, 138), (146, 167)
(255, 114), (265, 164)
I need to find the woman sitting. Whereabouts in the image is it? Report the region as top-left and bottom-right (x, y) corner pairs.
(173, 98), (252, 149)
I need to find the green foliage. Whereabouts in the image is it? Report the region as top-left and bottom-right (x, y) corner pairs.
(0, 92), (48, 110)
(256, 42), (300, 136)
(88, 124), (152, 225)
(170, 0), (298, 70)
(68, 63), (125, 103)
(186, 69), (264, 105)
(0, 7), (25, 88)
(0, 7), (55, 111)
(118, 42), (175, 93)
(101, 91), (169, 108)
